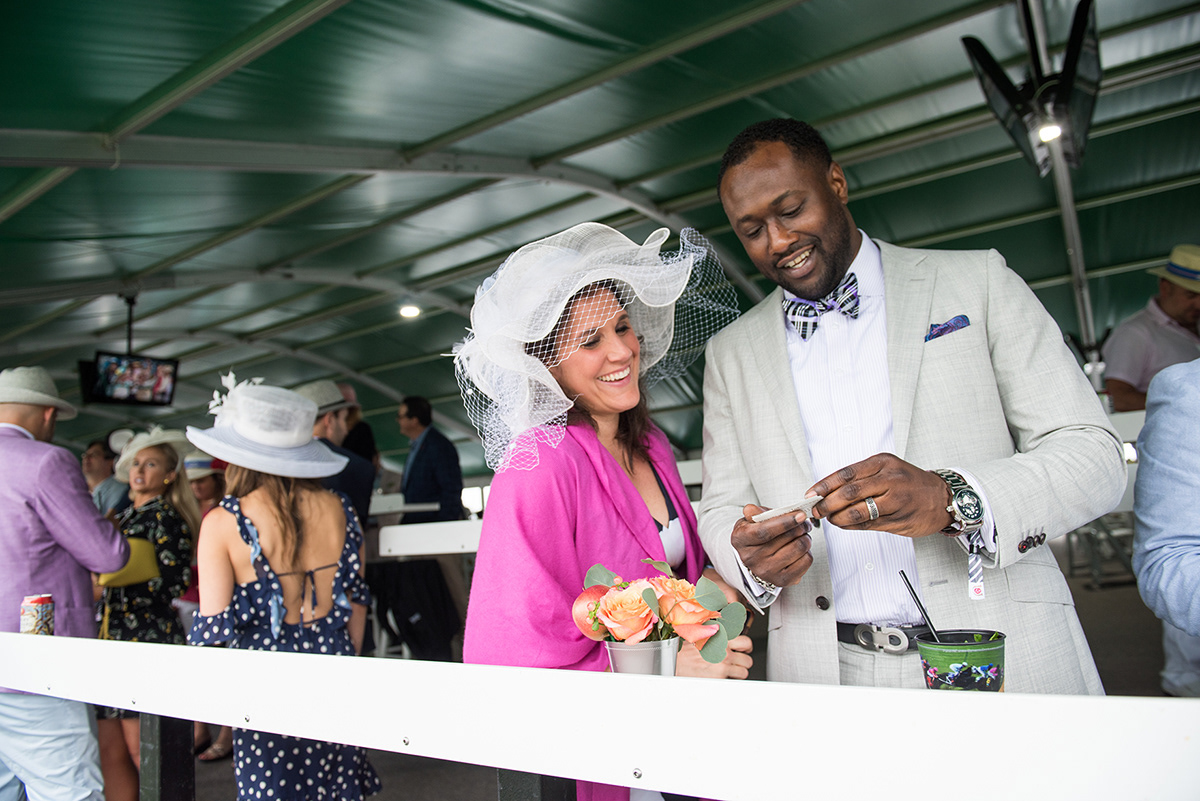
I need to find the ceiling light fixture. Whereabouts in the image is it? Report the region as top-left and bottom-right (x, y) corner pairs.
(399, 304), (421, 318)
(1038, 123), (1062, 142)
(962, 0), (1100, 177)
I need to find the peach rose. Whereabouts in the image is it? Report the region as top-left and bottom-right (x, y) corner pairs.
(650, 575), (720, 648)
(596, 580), (659, 643)
(571, 584), (610, 641)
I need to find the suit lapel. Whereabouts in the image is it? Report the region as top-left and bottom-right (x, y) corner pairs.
(879, 241), (932, 460)
(749, 288), (814, 477)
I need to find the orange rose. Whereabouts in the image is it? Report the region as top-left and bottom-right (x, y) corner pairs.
(650, 575), (720, 648)
(596, 580), (659, 643)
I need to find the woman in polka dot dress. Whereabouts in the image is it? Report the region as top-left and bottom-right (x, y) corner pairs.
(186, 378), (381, 800)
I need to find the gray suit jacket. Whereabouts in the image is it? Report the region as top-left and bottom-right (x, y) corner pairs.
(699, 241), (1124, 694)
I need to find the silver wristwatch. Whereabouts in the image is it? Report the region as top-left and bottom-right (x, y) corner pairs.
(932, 469), (984, 537)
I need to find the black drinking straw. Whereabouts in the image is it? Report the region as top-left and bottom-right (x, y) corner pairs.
(899, 570), (941, 643)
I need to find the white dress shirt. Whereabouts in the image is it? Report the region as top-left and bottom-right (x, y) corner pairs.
(738, 234), (995, 623)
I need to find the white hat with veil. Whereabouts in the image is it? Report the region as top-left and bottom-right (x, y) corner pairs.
(454, 223), (739, 471)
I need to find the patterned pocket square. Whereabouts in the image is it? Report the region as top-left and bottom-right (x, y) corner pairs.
(925, 314), (970, 342)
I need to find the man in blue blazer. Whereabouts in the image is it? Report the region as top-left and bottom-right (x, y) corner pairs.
(397, 396), (464, 525)
(388, 396), (465, 661)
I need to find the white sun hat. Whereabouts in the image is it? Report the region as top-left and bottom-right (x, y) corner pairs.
(115, 426), (191, 481)
(186, 376), (347, 479)
(453, 223), (739, 471)
(0, 366), (78, 420)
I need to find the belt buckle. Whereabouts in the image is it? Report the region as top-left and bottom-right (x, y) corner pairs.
(853, 624), (910, 655)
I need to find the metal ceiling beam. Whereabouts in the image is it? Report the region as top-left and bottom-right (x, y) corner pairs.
(0, 0), (351, 224)
(897, 169), (1200, 249)
(658, 67), (1200, 217)
(612, 8), (1200, 190)
(1028, 255), (1171, 291)
(0, 266), (469, 313)
(105, 179), (500, 333)
(129, 174), (370, 282)
(6, 329), (477, 441)
(0, 134), (763, 301)
(529, 0), (1009, 167)
(405, 0), (810, 158)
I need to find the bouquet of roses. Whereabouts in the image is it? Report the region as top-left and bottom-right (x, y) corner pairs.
(571, 559), (747, 663)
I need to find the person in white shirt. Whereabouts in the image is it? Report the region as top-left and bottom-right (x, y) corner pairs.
(1101, 244), (1200, 412)
(698, 118), (1126, 693)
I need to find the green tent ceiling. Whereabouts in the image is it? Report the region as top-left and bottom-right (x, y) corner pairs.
(2, 0), (1198, 475)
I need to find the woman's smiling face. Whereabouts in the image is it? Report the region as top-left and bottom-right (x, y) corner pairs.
(549, 288), (641, 427)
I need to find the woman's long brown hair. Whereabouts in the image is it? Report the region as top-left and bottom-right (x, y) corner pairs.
(224, 465), (323, 570)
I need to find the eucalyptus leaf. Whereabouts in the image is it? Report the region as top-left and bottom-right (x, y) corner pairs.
(718, 602), (747, 637)
(642, 587), (659, 612)
(698, 626), (729, 664)
(583, 564), (618, 589)
(641, 558), (674, 578)
(694, 576), (726, 612)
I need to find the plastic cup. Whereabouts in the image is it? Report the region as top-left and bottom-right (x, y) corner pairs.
(915, 629), (1005, 691)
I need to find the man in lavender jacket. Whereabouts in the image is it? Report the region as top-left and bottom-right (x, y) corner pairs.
(0, 366), (129, 801)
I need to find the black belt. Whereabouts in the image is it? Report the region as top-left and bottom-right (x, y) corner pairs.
(836, 622), (930, 654)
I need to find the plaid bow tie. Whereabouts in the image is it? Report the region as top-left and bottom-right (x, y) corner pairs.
(782, 272), (860, 340)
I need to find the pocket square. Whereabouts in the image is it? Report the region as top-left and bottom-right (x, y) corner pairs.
(925, 314), (970, 342)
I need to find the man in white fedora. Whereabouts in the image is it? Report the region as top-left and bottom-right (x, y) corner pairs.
(1103, 244), (1200, 412)
(0, 366), (129, 801)
(293, 379), (375, 526)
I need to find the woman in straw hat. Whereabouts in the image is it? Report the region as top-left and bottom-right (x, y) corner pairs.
(455, 223), (748, 798)
(97, 425), (201, 799)
(186, 378), (380, 799)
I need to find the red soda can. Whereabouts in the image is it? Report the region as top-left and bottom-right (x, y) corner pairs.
(19, 594), (54, 635)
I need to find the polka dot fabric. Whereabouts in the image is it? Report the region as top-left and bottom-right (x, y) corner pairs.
(189, 493), (381, 799)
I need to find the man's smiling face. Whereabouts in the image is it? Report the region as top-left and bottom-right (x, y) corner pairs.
(719, 140), (861, 301)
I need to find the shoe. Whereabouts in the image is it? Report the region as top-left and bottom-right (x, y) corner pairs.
(197, 742), (234, 762)
(192, 737), (212, 756)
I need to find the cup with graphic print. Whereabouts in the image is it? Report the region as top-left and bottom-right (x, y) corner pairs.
(915, 629), (1005, 691)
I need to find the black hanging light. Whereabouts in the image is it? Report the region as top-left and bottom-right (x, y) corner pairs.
(963, 0), (1101, 177)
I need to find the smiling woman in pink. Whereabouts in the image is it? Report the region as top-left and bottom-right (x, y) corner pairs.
(455, 223), (745, 801)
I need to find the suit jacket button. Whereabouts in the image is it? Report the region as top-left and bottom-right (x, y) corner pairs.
(1018, 542), (1027, 553)
(1036, 533), (1046, 545)
(815, 596), (830, 610)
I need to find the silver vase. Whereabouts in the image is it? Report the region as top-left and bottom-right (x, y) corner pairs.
(605, 637), (679, 676)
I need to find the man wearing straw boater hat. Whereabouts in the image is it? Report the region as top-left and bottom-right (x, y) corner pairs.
(0, 366), (129, 800)
(1103, 244), (1200, 412)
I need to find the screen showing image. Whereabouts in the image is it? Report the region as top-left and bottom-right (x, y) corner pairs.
(80, 352), (179, 407)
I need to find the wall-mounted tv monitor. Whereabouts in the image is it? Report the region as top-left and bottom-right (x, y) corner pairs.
(78, 352), (179, 407)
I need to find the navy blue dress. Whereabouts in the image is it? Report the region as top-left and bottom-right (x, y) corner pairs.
(189, 493), (381, 800)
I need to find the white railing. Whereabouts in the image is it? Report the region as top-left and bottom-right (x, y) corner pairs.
(378, 518), (482, 557)
(1, 632), (1197, 800)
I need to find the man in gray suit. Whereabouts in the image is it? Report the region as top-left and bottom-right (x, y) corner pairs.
(699, 118), (1125, 693)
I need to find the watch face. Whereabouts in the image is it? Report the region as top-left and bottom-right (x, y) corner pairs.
(954, 490), (984, 523)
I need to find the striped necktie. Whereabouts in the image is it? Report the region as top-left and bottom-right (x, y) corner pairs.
(782, 271), (860, 340)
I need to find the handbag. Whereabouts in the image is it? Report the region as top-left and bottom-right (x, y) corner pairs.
(98, 537), (161, 587)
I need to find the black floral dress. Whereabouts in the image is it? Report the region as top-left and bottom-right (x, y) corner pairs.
(98, 495), (193, 719)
